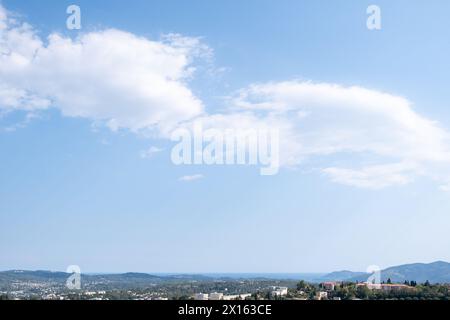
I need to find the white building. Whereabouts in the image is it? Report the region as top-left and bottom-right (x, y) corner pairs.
(222, 293), (252, 300)
(322, 282), (336, 291)
(316, 291), (328, 300)
(359, 283), (413, 292)
(270, 287), (288, 297)
(209, 292), (223, 300)
(194, 293), (209, 300)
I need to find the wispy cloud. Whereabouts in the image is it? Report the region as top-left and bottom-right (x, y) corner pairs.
(322, 162), (418, 189)
(140, 146), (163, 159)
(2, 112), (41, 133)
(179, 174), (204, 182)
(222, 80), (450, 189)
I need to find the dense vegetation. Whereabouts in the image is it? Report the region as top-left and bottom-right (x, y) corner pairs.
(290, 280), (450, 300)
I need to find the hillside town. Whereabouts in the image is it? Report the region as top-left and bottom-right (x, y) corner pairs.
(2, 273), (449, 301)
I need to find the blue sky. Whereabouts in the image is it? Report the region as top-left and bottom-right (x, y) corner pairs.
(1, 0), (450, 273)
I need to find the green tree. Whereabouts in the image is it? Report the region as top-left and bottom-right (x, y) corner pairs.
(296, 280), (308, 291)
(356, 286), (371, 299)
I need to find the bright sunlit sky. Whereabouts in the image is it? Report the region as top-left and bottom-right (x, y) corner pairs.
(1, 0), (450, 273)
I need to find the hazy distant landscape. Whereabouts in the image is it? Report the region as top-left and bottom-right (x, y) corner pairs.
(1, 262), (450, 300)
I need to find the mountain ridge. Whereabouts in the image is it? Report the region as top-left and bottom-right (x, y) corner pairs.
(2, 261), (450, 284)
(319, 261), (450, 284)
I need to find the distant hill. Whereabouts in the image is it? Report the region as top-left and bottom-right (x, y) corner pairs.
(0, 271), (317, 284)
(0, 270), (215, 289)
(351, 261), (450, 284)
(317, 270), (367, 282)
(2, 261), (450, 287)
(0, 270), (69, 282)
(319, 261), (450, 284)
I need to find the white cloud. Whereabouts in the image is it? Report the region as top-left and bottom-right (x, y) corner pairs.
(229, 81), (450, 189)
(322, 162), (418, 189)
(0, 85), (51, 111)
(0, 5), (6, 29)
(2, 5), (450, 190)
(233, 81), (450, 159)
(179, 174), (204, 182)
(140, 146), (163, 159)
(439, 184), (450, 193)
(0, 5), (205, 135)
(2, 112), (40, 133)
